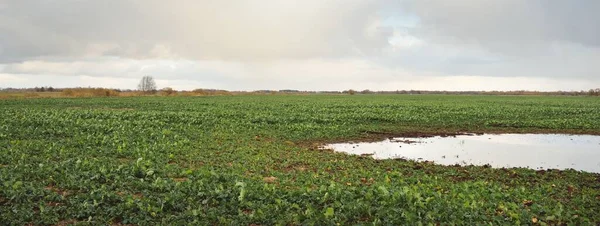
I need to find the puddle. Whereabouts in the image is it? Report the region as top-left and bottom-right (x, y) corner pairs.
(323, 134), (600, 173)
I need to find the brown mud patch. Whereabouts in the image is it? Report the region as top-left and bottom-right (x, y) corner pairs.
(173, 177), (188, 182)
(299, 130), (471, 150)
(299, 127), (600, 150)
(44, 185), (72, 197)
(263, 176), (278, 183)
(110, 218), (136, 226)
(133, 193), (143, 199)
(54, 219), (78, 226)
(115, 191), (143, 199)
(117, 158), (131, 163)
(46, 202), (64, 207)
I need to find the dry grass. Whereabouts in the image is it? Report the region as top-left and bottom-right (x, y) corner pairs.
(119, 91), (146, 97)
(62, 88), (121, 97)
(7, 88), (595, 100)
(0, 92), (62, 99)
(191, 89), (232, 96)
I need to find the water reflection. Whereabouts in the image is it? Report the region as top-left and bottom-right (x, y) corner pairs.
(323, 134), (600, 173)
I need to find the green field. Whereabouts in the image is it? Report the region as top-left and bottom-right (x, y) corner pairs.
(1, 95), (599, 225)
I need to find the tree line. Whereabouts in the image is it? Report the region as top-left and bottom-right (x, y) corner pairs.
(1, 76), (599, 97)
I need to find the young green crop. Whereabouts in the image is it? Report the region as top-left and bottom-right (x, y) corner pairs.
(1, 95), (599, 225)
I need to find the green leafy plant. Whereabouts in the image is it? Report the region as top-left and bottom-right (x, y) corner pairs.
(0, 95), (599, 225)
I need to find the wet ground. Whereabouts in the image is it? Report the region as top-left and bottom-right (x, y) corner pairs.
(323, 134), (600, 173)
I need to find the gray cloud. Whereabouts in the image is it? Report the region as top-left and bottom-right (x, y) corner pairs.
(1, 0), (599, 90)
(405, 0), (600, 55)
(0, 0), (393, 63)
(362, 0), (600, 80)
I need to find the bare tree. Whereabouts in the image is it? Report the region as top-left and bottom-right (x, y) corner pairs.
(138, 76), (157, 93)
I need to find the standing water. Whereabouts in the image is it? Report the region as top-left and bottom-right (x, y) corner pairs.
(323, 134), (600, 173)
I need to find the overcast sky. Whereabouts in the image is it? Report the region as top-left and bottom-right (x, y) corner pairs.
(1, 0), (599, 91)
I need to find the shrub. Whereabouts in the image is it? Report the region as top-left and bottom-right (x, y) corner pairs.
(161, 87), (177, 96)
(192, 89), (231, 96)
